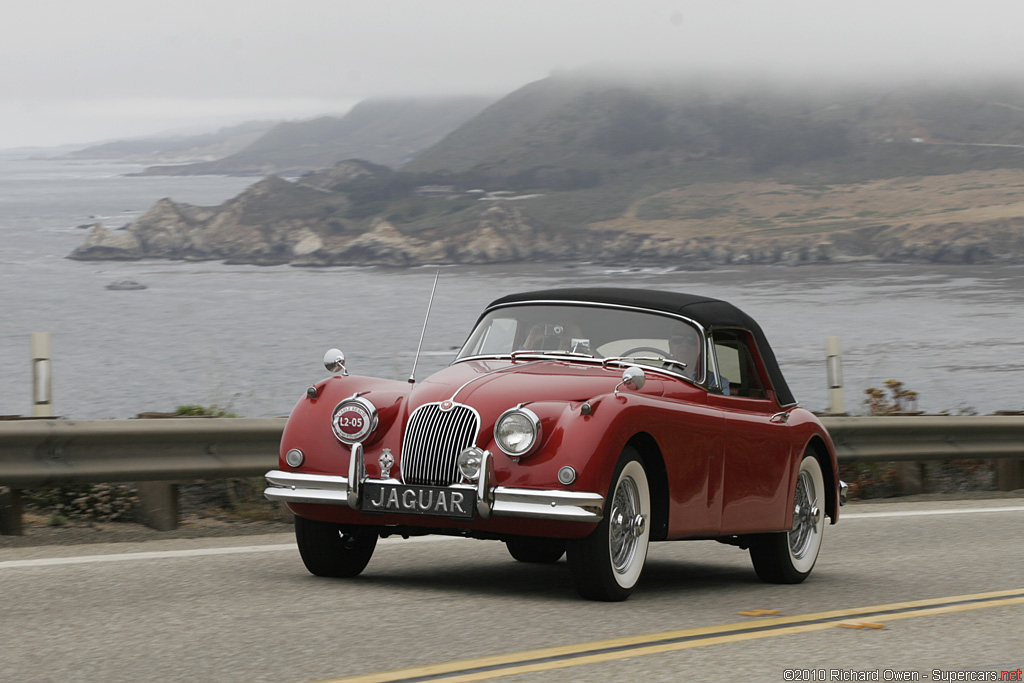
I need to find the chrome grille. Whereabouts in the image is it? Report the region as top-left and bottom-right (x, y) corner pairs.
(400, 402), (480, 486)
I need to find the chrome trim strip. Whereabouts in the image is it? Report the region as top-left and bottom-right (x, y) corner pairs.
(264, 470), (604, 522)
(264, 469), (350, 505)
(450, 360), (545, 403)
(491, 487), (604, 520)
(264, 486), (349, 505)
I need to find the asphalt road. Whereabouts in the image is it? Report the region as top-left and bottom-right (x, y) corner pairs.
(2, 498), (1022, 683)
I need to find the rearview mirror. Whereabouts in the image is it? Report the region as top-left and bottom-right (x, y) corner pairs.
(615, 366), (646, 395)
(324, 348), (347, 375)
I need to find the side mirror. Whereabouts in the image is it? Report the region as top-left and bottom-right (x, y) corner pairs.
(324, 348), (348, 375)
(615, 366), (646, 395)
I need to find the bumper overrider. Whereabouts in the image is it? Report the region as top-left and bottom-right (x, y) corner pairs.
(264, 444), (605, 522)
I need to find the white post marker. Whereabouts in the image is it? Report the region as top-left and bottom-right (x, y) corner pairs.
(31, 332), (52, 417)
(825, 335), (845, 415)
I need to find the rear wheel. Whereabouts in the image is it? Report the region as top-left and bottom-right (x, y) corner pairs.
(294, 516), (378, 578)
(505, 537), (566, 564)
(749, 454), (825, 583)
(567, 447), (651, 601)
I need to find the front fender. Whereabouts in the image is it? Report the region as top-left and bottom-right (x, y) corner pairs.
(279, 374), (410, 475)
(788, 409), (841, 524)
(487, 392), (673, 508)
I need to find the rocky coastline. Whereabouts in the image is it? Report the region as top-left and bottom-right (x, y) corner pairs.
(68, 176), (1024, 269)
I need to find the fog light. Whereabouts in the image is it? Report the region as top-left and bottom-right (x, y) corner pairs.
(558, 466), (576, 485)
(285, 448), (305, 468)
(458, 446), (484, 482)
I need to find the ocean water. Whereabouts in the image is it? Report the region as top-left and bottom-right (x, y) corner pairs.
(1, 152), (1022, 419)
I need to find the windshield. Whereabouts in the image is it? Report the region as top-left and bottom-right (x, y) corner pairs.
(456, 303), (703, 380)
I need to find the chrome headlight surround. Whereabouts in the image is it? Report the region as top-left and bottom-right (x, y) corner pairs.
(494, 407), (541, 458)
(330, 396), (378, 444)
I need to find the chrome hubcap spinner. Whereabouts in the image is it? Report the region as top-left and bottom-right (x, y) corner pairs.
(609, 476), (645, 573)
(789, 469), (819, 560)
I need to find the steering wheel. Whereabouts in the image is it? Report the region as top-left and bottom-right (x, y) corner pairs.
(622, 346), (668, 357)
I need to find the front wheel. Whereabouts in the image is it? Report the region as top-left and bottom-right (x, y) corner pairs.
(567, 447), (651, 601)
(749, 454), (825, 583)
(294, 516), (378, 578)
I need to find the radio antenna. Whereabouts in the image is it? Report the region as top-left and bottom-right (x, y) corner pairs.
(408, 271), (440, 384)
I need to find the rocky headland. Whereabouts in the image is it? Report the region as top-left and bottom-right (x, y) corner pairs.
(69, 170), (1024, 268)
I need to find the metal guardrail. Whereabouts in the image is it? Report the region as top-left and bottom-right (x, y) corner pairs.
(825, 415), (1024, 463)
(0, 418), (285, 488)
(0, 415), (1022, 534)
(1, 416), (1022, 486)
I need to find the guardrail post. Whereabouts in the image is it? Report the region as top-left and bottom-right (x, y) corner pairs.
(136, 482), (179, 531)
(0, 487), (24, 535)
(996, 458), (1023, 491)
(991, 412), (1023, 491)
(896, 461), (926, 495)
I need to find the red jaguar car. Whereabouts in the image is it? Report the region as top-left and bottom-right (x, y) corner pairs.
(265, 287), (844, 601)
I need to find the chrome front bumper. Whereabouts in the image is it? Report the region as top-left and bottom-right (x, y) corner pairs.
(265, 445), (604, 523)
(265, 469), (604, 522)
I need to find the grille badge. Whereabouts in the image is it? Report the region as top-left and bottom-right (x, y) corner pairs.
(378, 449), (394, 479)
(440, 400), (454, 411)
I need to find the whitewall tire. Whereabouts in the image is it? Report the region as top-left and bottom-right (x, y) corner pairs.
(567, 447), (651, 601)
(749, 454), (825, 583)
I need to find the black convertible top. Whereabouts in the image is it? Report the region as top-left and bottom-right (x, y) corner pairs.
(487, 287), (796, 406)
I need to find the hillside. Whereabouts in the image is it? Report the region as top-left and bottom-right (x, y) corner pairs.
(62, 120), (278, 164)
(138, 96), (495, 176)
(70, 73), (1024, 267)
(405, 72), (1024, 182)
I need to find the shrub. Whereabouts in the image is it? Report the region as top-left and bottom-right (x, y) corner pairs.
(864, 379), (919, 415)
(26, 483), (138, 523)
(174, 404), (236, 418)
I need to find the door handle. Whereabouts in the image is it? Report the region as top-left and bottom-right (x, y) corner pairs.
(770, 411), (790, 423)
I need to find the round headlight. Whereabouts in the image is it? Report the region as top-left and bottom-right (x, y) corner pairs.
(331, 396), (377, 444)
(494, 407), (541, 457)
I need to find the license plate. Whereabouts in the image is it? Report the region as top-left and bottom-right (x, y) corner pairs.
(362, 483), (476, 520)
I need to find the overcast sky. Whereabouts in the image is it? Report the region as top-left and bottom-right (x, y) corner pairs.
(4, 0), (1023, 149)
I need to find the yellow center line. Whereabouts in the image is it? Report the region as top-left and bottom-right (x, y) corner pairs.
(321, 588), (1024, 683)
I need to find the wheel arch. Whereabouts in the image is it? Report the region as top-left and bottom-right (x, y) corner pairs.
(625, 432), (669, 541)
(804, 435), (838, 523)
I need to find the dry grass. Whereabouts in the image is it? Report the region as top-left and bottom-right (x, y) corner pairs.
(588, 169), (1024, 240)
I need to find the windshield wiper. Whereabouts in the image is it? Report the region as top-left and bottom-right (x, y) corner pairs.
(602, 356), (688, 371)
(511, 349), (595, 360)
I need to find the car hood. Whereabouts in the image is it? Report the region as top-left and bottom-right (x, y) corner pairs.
(407, 358), (657, 410)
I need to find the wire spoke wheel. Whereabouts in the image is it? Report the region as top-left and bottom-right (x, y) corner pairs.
(749, 454), (825, 584)
(567, 447), (651, 601)
(788, 469), (820, 560)
(609, 477), (643, 573)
